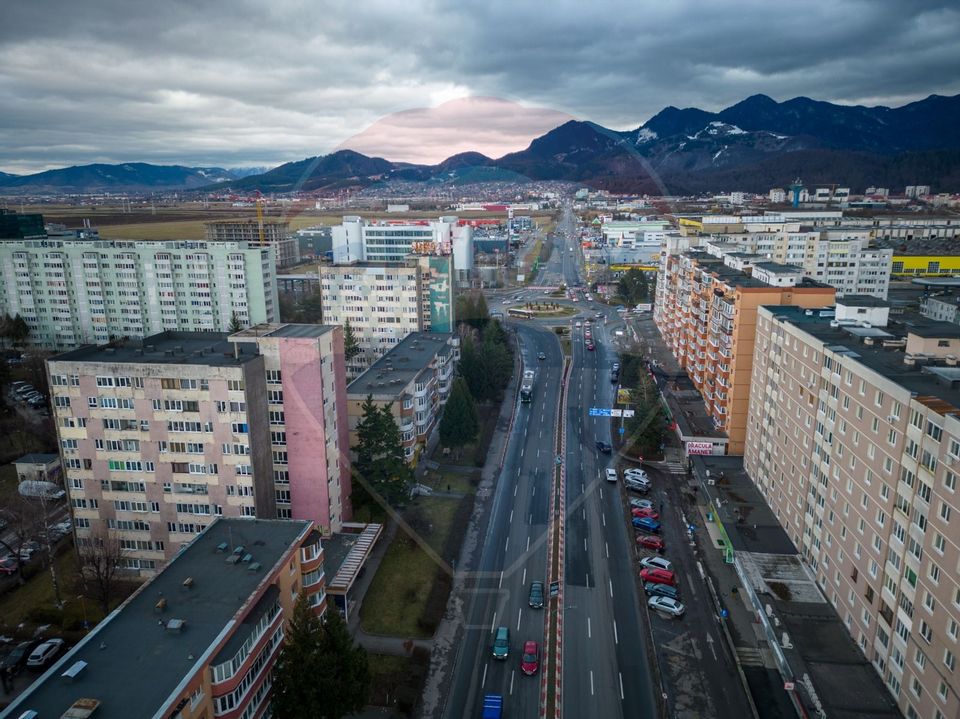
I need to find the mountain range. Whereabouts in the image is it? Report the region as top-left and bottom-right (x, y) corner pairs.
(3, 93), (959, 195)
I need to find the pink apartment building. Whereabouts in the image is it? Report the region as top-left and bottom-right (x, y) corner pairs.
(47, 325), (350, 575)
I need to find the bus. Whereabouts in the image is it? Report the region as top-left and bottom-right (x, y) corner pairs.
(508, 308), (534, 319)
(520, 369), (535, 403)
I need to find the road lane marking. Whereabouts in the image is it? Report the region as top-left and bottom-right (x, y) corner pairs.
(605, 542), (609, 558)
(584, 538), (587, 551)
(619, 672), (625, 700)
(614, 620), (619, 645)
(509, 510), (513, 523)
(582, 508), (586, 520)
(491, 613), (497, 632)
(482, 663), (488, 689)
(505, 537), (509, 552)
(586, 572), (589, 586)
(516, 608), (522, 630)
(587, 617), (591, 638)
(581, 482), (585, 493)
(526, 536), (531, 551)
(510, 670), (515, 695)
(514, 485), (518, 497)
(599, 487), (603, 500)
(590, 670), (595, 695)
(522, 567), (526, 585)
(521, 447), (524, 458)
(608, 579), (614, 598)
(601, 513), (606, 527)
(499, 571), (504, 589)
(532, 486), (536, 496)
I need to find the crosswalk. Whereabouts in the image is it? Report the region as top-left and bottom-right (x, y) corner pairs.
(654, 461), (688, 475)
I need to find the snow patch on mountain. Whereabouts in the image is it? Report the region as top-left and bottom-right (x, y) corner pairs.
(635, 127), (658, 143)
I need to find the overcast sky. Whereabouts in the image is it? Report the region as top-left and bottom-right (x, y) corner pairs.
(2, 0), (958, 173)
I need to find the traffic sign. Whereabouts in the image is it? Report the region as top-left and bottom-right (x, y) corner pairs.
(619, 427), (625, 435)
(622, 409), (635, 418)
(610, 409), (623, 417)
(589, 408), (612, 417)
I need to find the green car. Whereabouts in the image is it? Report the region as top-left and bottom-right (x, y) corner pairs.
(492, 626), (509, 660)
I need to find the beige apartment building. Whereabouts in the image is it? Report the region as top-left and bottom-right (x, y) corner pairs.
(205, 219), (300, 268)
(746, 299), (960, 719)
(655, 250), (835, 453)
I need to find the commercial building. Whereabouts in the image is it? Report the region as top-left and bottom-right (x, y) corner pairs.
(331, 215), (472, 282)
(0, 236), (278, 349)
(319, 255), (455, 377)
(347, 332), (457, 462)
(654, 250), (835, 453)
(922, 295), (960, 325)
(47, 325), (350, 574)
(745, 302), (960, 719)
(5, 517), (325, 719)
(205, 219), (300, 268)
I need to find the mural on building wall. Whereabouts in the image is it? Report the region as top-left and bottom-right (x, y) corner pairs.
(428, 256), (453, 332)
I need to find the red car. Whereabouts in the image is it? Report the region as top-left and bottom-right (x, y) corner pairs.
(631, 507), (660, 520)
(520, 640), (539, 676)
(0, 558), (17, 576)
(636, 535), (665, 553)
(640, 568), (676, 586)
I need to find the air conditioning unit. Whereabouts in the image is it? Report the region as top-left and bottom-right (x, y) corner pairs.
(887, 415), (897, 424)
(945, 455), (956, 467)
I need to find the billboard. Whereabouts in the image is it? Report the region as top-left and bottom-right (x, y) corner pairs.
(616, 388), (632, 404)
(685, 441), (715, 456)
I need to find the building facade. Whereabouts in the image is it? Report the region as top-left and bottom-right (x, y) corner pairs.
(746, 306), (960, 719)
(655, 250), (835, 453)
(5, 518), (325, 719)
(205, 219), (300, 268)
(346, 332), (457, 463)
(331, 215), (472, 268)
(319, 255), (455, 377)
(0, 237), (278, 348)
(47, 326), (350, 574)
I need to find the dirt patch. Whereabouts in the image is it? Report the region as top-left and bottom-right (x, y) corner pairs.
(768, 581), (793, 601)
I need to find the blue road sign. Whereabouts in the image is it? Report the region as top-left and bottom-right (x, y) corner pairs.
(619, 427), (625, 435)
(589, 408), (612, 417)
(720, 608), (729, 619)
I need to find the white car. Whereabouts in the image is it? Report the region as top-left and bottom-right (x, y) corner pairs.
(26, 638), (65, 667)
(639, 556), (673, 573)
(630, 498), (654, 510)
(624, 469), (648, 480)
(648, 596), (685, 618)
(604, 468), (618, 482)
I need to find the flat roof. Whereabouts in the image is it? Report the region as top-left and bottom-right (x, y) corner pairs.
(13, 452), (60, 465)
(231, 322), (336, 340)
(753, 261), (803, 274)
(347, 332), (452, 398)
(7, 518), (311, 719)
(765, 307), (960, 413)
(836, 294), (891, 307)
(49, 332), (261, 368)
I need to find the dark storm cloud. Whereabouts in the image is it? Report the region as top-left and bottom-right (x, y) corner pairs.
(1, 0), (958, 173)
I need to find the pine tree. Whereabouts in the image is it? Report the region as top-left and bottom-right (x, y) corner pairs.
(439, 377), (479, 450)
(343, 320), (361, 361)
(351, 397), (413, 506)
(8, 314), (29, 346)
(228, 311), (244, 333)
(272, 596), (370, 719)
(457, 334), (484, 401)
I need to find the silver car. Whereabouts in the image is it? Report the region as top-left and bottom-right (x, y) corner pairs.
(647, 596), (685, 618)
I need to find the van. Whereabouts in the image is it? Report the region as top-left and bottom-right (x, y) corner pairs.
(492, 626), (509, 660)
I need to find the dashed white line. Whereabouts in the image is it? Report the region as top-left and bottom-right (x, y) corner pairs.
(482, 663), (488, 689)
(583, 538), (587, 551)
(587, 617), (592, 639)
(526, 536), (531, 552)
(605, 542), (609, 558)
(516, 608), (522, 630)
(608, 579), (614, 598)
(601, 513), (606, 527)
(586, 572), (589, 586)
(582, 508), (586, 520)
(521, 447), (524, 458)
(599, 487), (603, 500)
(522, 567), (526, 585)
(613, 620), (619, 645)
(532, 486), (536, 497)
(590, 670), (595, 695)
(618, 672), (625, 700)
(510, 670), (516, 695)
(498, 571), (504, 589)
(513, 485), (518, 497)
(509, 510), (513, 523)
(504, 537), (509, 552)
(491, 613), (497, 632)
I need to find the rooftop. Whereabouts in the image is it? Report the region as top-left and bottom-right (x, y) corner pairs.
(7, 518), (311, 719)
(347, 332), (453, 399)
(875, 237), (960, 254)
(752, 261), (804, 274)
(765, 306), (960, 414)
(836, 294), (891, 308)
(231, 322), (337, 340)
(49, 332), (260, 368)
(13, 452), (60, 465)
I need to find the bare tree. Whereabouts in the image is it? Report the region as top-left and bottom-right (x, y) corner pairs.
(0, 495), (43, 586)
(78, 529), (124, 614)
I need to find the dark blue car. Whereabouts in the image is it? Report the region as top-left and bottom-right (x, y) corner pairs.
(633, 516), (661, 534)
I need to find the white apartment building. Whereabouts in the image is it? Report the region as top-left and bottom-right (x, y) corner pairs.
(331, 215), (473, 266)
(0, 238), (278, 348)
(746, 303), (960, 719)
(319, 255), (455, 377)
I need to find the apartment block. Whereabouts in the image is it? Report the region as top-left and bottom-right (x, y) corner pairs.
(746, 302), (960, 719)
(922, 295), (960, 325)
(655, 250), (835, 453)
(347, 332), (457, 463)
(205, 219), (300, 268)
(319, 255), (455, 376)
(48, 326), (350, 574)
(0, 235), (278, 348)
(6, 518), (325, 719)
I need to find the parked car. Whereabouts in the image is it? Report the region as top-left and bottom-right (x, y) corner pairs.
(586, 342), (595, 351)
(520, 640), (540, 675)
(631, 507), (659, 520)
(604, 468), (618, 482)
(624, 468), (648, 480)
(528, 581), (544, 609)
(612, 362), (620, 371)
(1, 640), (41, 677)
(0, 557), (18, 575)
(595, 441), (612, 454)
(648, 596), (685, 618)
(537, 352), (546, 361)
(629, 498), (654, 510)
(639, 556), (673, 573)
(27, 638), (65, 668)
(640, 568), (676, 586)
(492, 627), (510, 660)
(643, 582), (680, 600)
(625, 477), (650, 493)
(636, 535), (665, 553)
(633, 517), (661, 534)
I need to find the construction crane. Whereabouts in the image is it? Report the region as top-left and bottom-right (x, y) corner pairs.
(255, 191), (266, 246)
